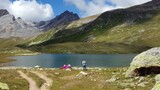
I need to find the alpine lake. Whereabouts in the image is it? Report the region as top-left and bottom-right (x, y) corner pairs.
(6, 54), (137, 68)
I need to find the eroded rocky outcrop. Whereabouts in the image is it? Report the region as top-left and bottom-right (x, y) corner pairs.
(0, 13), (42, 39)
(126, 48), (160, 77)
(0, 9), (9, 17)
(0, 9), (80, 39)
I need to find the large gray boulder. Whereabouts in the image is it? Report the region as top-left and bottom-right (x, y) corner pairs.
(126, 47), (160, 77)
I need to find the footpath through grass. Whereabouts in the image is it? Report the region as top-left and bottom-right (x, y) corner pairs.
(0, 68), (156, 90)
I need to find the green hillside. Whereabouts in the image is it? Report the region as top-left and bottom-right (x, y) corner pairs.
(24, 29), (56, 46)
(28, 42), (148, 54)
(0, 38), (37, 54)
(19, 1), (160, 54)
(91, 12), (160, 47)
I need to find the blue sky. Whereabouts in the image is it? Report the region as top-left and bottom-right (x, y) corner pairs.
(35, 0), (80, 16)
(38, 0), (116, 16)
(9, 0), (80, 16)
(35, 0), (117, 16)
(0, 0), (151, 22)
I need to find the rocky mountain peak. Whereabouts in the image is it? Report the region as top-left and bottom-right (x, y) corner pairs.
(61, 10), (79, 19)
(56, 10), (80, 23)
(62, 10), (71, 15)
(0, 9), (41, 39)
(36, 10), (80, 30)
(0, 9), (9, 17)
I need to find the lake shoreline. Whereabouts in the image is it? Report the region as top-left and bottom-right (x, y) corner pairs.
(0, 66), (128, 70)
(7, 54), (136, 68)
(0, 52), (41, 63)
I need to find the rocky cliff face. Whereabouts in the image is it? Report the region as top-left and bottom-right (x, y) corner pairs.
(0, 9), (9, 17)
(0, 9), (80, 39)
(36, 10), (80, 30)
(0, 9), (42, 39)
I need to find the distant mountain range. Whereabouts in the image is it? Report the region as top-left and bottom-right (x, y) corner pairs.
(0, 9), (79, 39)
(1, 0), (160, 54)
(0, 9), (41, 39)
(36, 10), (80, 30)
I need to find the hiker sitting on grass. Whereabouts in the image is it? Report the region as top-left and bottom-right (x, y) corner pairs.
(60, 64), (71, 69)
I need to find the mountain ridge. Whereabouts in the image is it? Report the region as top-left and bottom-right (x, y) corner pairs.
(36, 10), (80, 30)
(0, 9), (80, 39)
(28, 0), (159, 45)
(1, 0), (160, 54)
(21, 0), (160, 54)
(0, 9), (80, 53)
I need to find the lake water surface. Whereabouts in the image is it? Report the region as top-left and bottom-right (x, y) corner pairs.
(7, 54), (137, 68)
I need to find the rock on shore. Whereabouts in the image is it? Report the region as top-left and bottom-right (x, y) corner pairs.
(126, 47), (160, 77)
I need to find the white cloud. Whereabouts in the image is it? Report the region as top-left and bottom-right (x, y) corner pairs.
(0, 0), (11, 9)
(0, 0), (54, 22)
(110, 0), (151, 7)
(64, 0), (152, 17)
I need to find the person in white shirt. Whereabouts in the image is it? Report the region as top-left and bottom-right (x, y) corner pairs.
(82, 60), (87, 70)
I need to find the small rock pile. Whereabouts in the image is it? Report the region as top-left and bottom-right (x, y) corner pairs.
(0, 82), (9, 90)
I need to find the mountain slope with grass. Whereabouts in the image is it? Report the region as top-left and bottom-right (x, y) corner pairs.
(21, 0), (160, 54)
(0, 10), (80, 53)
(22, 14), (99, 47)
